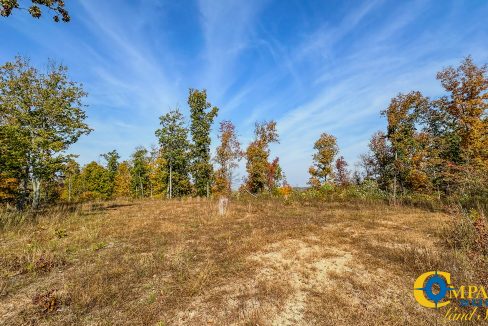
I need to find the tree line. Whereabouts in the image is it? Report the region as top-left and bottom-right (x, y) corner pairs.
(0, 57), (288, 208)
(1, 56), (487, 210)
(305, 56), (487, 209)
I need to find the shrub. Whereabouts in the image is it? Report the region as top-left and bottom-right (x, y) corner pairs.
(347, 180), (388, 201)
(275, 185), (293, 197)
(398, 193), (442, 211)
(444, 209), (488, 256)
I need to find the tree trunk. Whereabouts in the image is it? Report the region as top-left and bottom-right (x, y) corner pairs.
(138, 172), (144, 198)
(170, 165), (173, 199)
(68, 176), (72, 202)
(218, 197), (228, 216)
(393, 150), (397, 204)
(17, 168), (29, 211)
(228, 169), (233, 195)
(32, 176), (41, 209)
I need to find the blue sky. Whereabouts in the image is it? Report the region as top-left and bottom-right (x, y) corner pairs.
(2, 0), (488, 186)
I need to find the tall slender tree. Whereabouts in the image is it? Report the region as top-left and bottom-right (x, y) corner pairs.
(130, 147), (150, 198)
(101, 150), (120, 198)
(188, 89), (218, 197)
(245, 121), (279, 193)
(62, 157), (80, 202)
(334, 156), (350, 187)
(214, 120), (242, 195)
(155, 108), (191, 198)
(382, 92), (431, 192)
(308, 133), (338, 188)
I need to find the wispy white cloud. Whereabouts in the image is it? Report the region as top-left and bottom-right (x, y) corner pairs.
(2, 0), (488, 185)
(244, 0), (488, 185)
(77, 1), (179, 113)
(197, 0), (270, 100)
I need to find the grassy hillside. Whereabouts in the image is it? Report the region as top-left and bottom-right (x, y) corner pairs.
(0, 198), (478, 325)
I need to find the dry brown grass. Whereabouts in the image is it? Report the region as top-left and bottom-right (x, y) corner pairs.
(0, 198), (478, 325)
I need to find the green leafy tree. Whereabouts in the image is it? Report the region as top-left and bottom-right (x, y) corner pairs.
(77, 162), (111, 200)
(61, 157), (80, 202)
(101, 150), (120, 197)
(382, 91), (432, 192)
(155, 109), (191, 198)
(308, 133), (338, 188)
(244, 121), (279, 193)
(0, 57), (90, 209)
(1, 0), (70, 22)
(188, 89), (219, 197)
(360, 131), (394, 190)
(130, 147), (150, 198)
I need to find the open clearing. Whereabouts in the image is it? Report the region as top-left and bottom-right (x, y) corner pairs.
(1, 199), (453, 325)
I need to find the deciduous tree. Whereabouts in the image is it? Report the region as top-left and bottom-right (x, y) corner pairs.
(148, 146), (168, 198)
(334, 156), (350, 186)
(61, 157), (79, 202)
(1, 0), (70, 22)
(267, 157), (285, 190)
(245, 121), (279, 193)
(360, 131), (393, 190)
(308, 133), (338, 188)
(155, 109), (191, 197)
(101, 150), (120, 198)
(114, 161), (132, 198)
(434, 56), (488, 170)
(382, 91), (431, 192)
(188, 89), (218, 197)
(130, 147), (150, 198)
(0, 57), (90, 209)
(214, 120), (242, 195)
(77, 162), (111, 200)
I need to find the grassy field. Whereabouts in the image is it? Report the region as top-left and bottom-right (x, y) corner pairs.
(0, 198), (476, 325)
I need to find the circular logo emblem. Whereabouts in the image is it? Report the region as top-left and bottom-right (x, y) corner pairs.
(414, 271), (453, 308)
